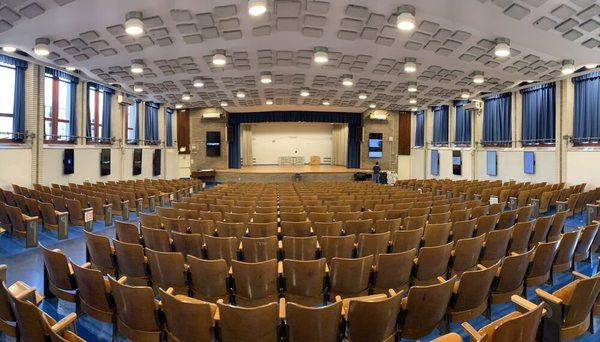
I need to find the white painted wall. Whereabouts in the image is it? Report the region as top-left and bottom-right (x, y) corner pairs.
(475, 149), (557, 183)
(565, 150), (600, 188)
(0, 148), (33, 189)
(250, 122), (333, 165)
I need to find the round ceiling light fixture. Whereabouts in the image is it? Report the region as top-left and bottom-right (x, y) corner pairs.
(322, 100), (330, 106)
(396, 5), (416, 31)
(248, 0), (267, 16)
(265, 99), (273, 105)
(407, 82), (418, 92)
(358, 92), (367, 100)
(133, 82), (144, 93)
(65, 66), (77, 72)
(34, 38), (50, 56)
(409, 97), (417, 104)
(369, 103), (376, 109)
(175, 104), (183, 109)
(561, 59), (575, 75)
(411, 107), (419, 112)
(494, 37), (510, 57)
(212, 49), (227, 66)
(193, 77), (204, 88)
(461, 89), (471, 99)
(130, 59), (144, 74)
(125, 11), (144, 36)
(300, 88), (310, 97)
(313, 47), (329, 64)
(342, 74), (353, 86)
(585, 64), (597, 69)
(260, 72), (272, 84)
(404, 57), (417, 73)
(236, 91), (246, 98)
(220, 101), (228, 107)
(181, 92), (191, 101)
(2, 46), (16, 53)
(473, 71), (485, 84)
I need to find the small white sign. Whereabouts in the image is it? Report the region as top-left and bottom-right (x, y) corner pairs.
(170, 194), (174, 201)
(189, 188), (193, 194)
(489, 196), (499, 205)
(84, 210), (94, 223)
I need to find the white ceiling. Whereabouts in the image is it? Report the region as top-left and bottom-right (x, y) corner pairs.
(0, 0), (598, 111)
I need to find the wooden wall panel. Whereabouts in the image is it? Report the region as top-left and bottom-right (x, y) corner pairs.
(177, 109), (190, 154)
(398, 111), (411, 155)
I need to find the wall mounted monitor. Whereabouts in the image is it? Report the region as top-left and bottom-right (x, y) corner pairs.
(63, 149), (74, 175)
(524, 151), (535, 174)
(486, 151), (497, 176)
(431, 149), (439, 176)
(153, 149), (161, 177)
(452, 150), (462, 176)
(100, 149), (111, 176)
(368, 133), (383, 158)
(133, 148), (142, 175)
(206, 131), (221, 157)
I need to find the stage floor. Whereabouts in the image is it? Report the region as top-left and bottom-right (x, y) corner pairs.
(217, 165), (370, 174)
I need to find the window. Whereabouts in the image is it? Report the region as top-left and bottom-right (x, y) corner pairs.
(521, 83), (555, 146)
(166, 107), (173, 147)
(87, 85), (105, 143)
(573, 71), (600, 145)
(0, 63), (16, 140)
(454, 100), (471, 146)
(483, 93), (512, 146)
(44, 74), (72, 142)
(432, 105), (449, 146)
(126, 102), (138, 144)
(144, 102), (159, 145)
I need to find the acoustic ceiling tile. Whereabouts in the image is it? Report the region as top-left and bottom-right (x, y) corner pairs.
(19, 3), (44, 19)
(53, 39), (70, 48)
(551, 4), (577, 20)
(345, 4), (369, 19)
(562, 28), (583, 40)
(570, 0), (595, 7)
(374, 36), (394, 46)
(503, 3), (531, 20)
(443, 39), (462, 49)
(554, 18), (579, 33)
(253, 25), (273, 36)
(582, 38), (599, 48)
(177, 23), (198, 34)
(106, 25), (124, 36)
(304, 14), (326, 27)
(522, 0), (549, 7)
(579, 19), (599, 32)
(276, 17), (300, 31)
(366, 13), (385, 27)
(219, 18), (240, 30)
(577, 4), (600, 20)
(306, 1), (330, 14)
(451, 30), (472, 42)
(418, 20), (439, 33)
(360, 27), (378, 40)
(201, 27), (220, 39)
(340, 18), (363, 30)
(532, 16), (557, 30)
(124, 43), (143, 52)
(143, 16), (164, 28)
(275, 1), (301, 16)
(99, 48), (117, 56)
(0, 6), (20, 23)
(433, 28), (452, 41)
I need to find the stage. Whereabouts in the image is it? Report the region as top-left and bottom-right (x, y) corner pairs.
(215, 165), (371, 182)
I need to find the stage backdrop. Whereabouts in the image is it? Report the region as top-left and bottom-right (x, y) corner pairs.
(228, 111), (362, 169)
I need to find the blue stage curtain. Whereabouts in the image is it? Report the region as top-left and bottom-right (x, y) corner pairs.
(101, 92), (112, 143)
(1, 54), (28, 141)
(432, 105), (449, 146)
(145, 102), (160, 144)
(165, 107), (173, 147)
(227, 111), (362, 169)
(521, 82), (555, 145)
(573, 71), (600, 145)
(414, 110), (424, 147)
(483, 92), (512, 146)
(454, 100), (471, 146)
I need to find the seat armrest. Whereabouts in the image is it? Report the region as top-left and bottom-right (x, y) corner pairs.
(0, 264), (7, 282)
(511, 295), (540, 313)
(461, 322), (485, 341)
(80, 262), (92, 269)
(278, 261), (283, 275)
(117, 276), (127, 285)
(279, 297), (286, 319)
(51, 312), (77, 333)
(535, 289), (562, 305)
(572, 271), (589, 280)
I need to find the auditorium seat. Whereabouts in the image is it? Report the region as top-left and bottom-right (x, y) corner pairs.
(450, 235), (485, 276)
(281, 258), (326, 306)
(312, 221), (343, 242)
(251, 212), (278, 224)
(158, 287), (216, 341)
(40, 245), (77, 302)
(171, 231), (203, 260)
(115, 220), (141, 244)
(343, 289), (402, 342)
(480, 227), (513, 267)
(449, 262), (500, 323)
(450, 219), (476, 242)
(188, 219), (215, 237)
(508, 221), (535, 254)
(145, 248), (189, 295)
(83, 231), (116, 276)
(139, 213), (162, 230)
(5, 204), (37, 243)
(161, 217), (188, 234)
(422, 222), (452, 247)
(280, 221), (311, 237)
(112, 239), (150, 286)
(402, 214), (427, 230)
(38, 200), (64, 232)
(329, 255), (373, 299)
(525, 240), (560, 293)
(140, 226), (172, 252)
(0, 264), (43, 338)
(284, 299), (342, 342)
(187, 256), (229, 303)
(414, 242), (452, 285)
(204, 235), (239, 267)
(217, 301), (279, 342)
(391, 228), (423, 253)
(552, 230), (581, 276)
(281, 236), (317, 260)
(70, 262), (114, 325)
(530, 215), (554, 247)
(372, 249), (416, 294)
(241, 236), (278, 262)
(344, 219), (374, 241)
(573, 224), (599, 265)
(547, 211), (568, 242)
(231, 259), (278, 307)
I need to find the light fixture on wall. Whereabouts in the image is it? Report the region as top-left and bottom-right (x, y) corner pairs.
(193, 77), (204, 88)
(342, 74), (353, 86)
(585, 64), (597, 69)
(313, 47), (329, 64)
(369, 103), (376, 109)
(396, 5), (416, 31)
(125, 11), (144, 36)
(133, 82), (144, 93)
(182, 92), (191, 101)
(460, 89), (471, 99)
(65, 66), (76, 72)
(236, 91), (246, 98)
(212, 49), (227, 66)
(130, 59), (144, 74)
(404, 57), (417, 73)
(322, 100), (330, 106)
(300, 88), (310, 97)
(2, 46), (16, 52)
(220, 101), (228, 107)
(33, 38), (50, 56)
(473, 71), (485, 84)
(265, 99), (273, 105)
(175, 103), (183, 109)
(409, 97), (417, 104)
(260, 72), (272, 84)
(358, 92), (367, 100)
(493, 38), (510, 57)
(407, 82), (417, 92)
(561, 59), (575, 75)
(248, 0), (267, 16)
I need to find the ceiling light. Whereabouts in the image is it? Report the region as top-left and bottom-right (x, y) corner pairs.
(65, 66), (76, 72)
(33, 38), (50, 56)
(396, 5), (416, 31)
(265, 99), (273, 105)
(585, 64), (597, 69)
(358, 92), (367, 100)
(342, 74), (353, 86)
(212, 50), (227, 66)
(404, 57), (417, 73)
(461, 89), (471, 99)
(313, 47), (328, 63)
(220, 101), (228, 107)
(182, 93), (191, 101)
(494, 38), (510, 57)
(236, 91), (246, 98)
(407, 82), (417, 92)
(322, 100), (330, 106)
(248, 0), (267, 16)
(300, 89), (310, 97)
(561, 59), (575, 75)
(2, 46), (16, 53)
(473, 71), (485, 84)
(130, 59), (144, 74)
(175, 104), (183, 109)
(411, 107), (419, 112)
(193, 77), (204, 88)
(125, 11), (144, 36)
(133, 82), (143, 93)
(369, 103), (376, 109)
(409, 97), (417, 104)
(525, 80), (535, 83)
(260, 72), (272, 84)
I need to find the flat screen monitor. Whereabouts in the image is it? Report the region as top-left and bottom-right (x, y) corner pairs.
(153, 149), (161, 176)
(431, 149), (439, 176)
(206, 131), (221, 157)
(368, 133), (383, 158)
(63, 149), (74, 175)
(487, 151), (497, 176)
(133, 148), (142, 175)
(524, 151), (535, 174)
(452, 150), (462, 176)
(100, 149), (111, 176)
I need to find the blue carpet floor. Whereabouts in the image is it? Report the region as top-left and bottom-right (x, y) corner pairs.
(0, 210), (597, 341)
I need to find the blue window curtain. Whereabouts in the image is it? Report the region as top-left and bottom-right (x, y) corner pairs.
(521, 83), (555, 145)
(483, 92), (512, 146)
(166, 107), (173, 147)
(145, 102), (160, 145)
(414, 110), (424, 147)
(227, 111), (361, 169)
(45, 67), (79, 142)
(0, 55), (28, 141)
(134, 99), (141, 144)
(573, 71), (600, 145)
(454, 100), (471, 146)
(432, 105), (449, 146)
(101, 91), (112, 142)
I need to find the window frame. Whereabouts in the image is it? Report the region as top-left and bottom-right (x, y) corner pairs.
(0, 63), (17, 143)
(125, 102), (138, 145)
(44, 74), (73, 144)
(87, 85), (110, 145)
